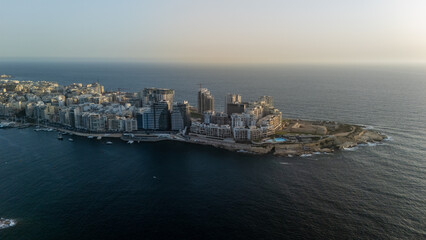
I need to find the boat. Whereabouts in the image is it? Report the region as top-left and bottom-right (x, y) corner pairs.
(0, 218), (16, 229)
(57, 133), (63, 140)
(127, 140), (134, 144)
(68, 138), (74, 142)
(97, 136), (102, 140)
(106, 141), (113, 145)
(87, 136), (94, 139)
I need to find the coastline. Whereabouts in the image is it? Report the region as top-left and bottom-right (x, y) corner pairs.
(2, 119), (387, 157)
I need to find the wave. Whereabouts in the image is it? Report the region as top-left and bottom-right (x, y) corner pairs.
(362, 125), (375, 130)
(367, 142), (386, 147)
(343, 146), (358, 151)
(358, 142), (386, 148)
(384, 136), (393, 141)
(300, 154), (312, 157)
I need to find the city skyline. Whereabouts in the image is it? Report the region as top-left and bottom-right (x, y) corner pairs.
(1, 0), (426, 64)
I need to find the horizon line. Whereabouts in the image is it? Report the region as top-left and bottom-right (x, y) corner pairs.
(1, 57), (426, 66)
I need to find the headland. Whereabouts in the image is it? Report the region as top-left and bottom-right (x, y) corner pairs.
(0, 76), (386, 156)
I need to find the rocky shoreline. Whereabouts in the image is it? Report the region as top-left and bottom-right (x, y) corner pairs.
(3, 118), (386, 157)
(186, 120), (387, 157)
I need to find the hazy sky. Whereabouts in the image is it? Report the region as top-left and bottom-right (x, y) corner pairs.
(1, 0), (426, 63)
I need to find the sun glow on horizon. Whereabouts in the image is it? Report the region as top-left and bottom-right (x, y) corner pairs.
(1, 0), (426, 64)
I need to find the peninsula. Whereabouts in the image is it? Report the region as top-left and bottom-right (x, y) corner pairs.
(0, 77), (385, 156)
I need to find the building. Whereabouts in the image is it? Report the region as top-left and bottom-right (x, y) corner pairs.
(108, 117), (125, 132)
(153, 101), (170, 130)
(136, 113), (143, 130)
(258, 96), (273, 107)
(231, 113), (257, 129)
(225, 93), (241, 113)
(89, 82), (104, 94)
(88, 113), (106, 132)
(197, 88), (214, 114)
(124, 118), (138, 132)
(202, 110), (214, 124)
(226, 102), (246, 116)
(142, 88), (174, 107)
(211, 112), (229, 125)
(190, 122), (232, 139)
(136, 107), (151, 130)
(141, 101), (171, 130)
(171, 101), (191, 131)
(233, 126), (263, 142)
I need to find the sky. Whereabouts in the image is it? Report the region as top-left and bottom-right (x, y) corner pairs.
(1, 0), (426, 64)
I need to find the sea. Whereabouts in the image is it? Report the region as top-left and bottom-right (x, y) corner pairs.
(0, 61), (425, 240)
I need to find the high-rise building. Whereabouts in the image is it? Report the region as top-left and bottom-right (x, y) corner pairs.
(136, 107), (151, 130)
(198, 88), (214, 114)
(142, 109), (155, 130)
(136, 113), (143, 130)
(153, 101), (170, 130)
(142, 88), (174, 108)
(226, 102), (246, 116)
(142, 101), (171, 130)
(69, 107), (80, 128)
(91, 82), (104, 94)
(225, 93), (241, 113)
(171, 101), (191, 131)
(258, 96), (273, 107)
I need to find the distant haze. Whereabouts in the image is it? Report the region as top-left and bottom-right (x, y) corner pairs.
(1, 0), (426, 64)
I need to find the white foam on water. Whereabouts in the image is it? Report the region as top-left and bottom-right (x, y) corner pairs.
(9, 220), (16, 227)
(279, 162), (290, 165)
(0, 218), (17, 229)
(300, 154), (312, 157)
(384, 136), (393, 141)
(313, 152), (321, 155)
(343, 146), (358, 151)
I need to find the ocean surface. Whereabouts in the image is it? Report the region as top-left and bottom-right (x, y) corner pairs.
(0, 61), (425, 239)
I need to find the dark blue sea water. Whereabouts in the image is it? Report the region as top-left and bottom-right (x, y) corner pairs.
(0, 61), (425, 239)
